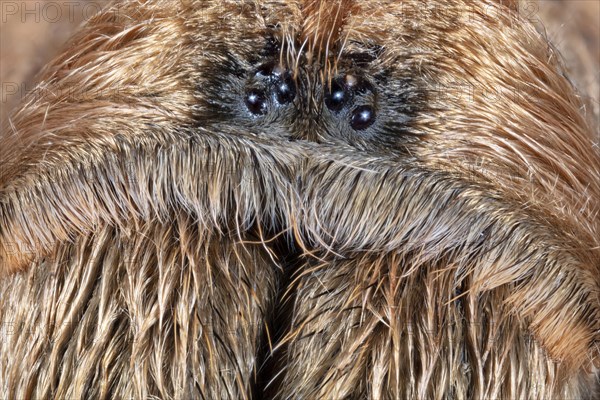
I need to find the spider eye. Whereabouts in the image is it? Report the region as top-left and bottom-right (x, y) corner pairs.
(350, 105), (376, 131)
(325, 79), (348, 112)
(245, 89), (268, 115)
(275, 74), (296, 104)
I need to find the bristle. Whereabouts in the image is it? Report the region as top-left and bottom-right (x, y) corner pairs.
(0, 0), (598, 398)
(299, 0), (358, 82)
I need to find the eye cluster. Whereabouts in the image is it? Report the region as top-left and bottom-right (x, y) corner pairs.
(244, 62), (296, 116)
(242, 62), (378, 133)
(325, 74), (376, 131)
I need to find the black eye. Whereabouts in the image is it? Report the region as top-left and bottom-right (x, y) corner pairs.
(252, 63), (295, 106)
(325, 79), (347, 112)
(275, 74), (296, 104)
(350, 105), (376, 130)
(276, 81), (294, 104)
(245, 89), (268, 115)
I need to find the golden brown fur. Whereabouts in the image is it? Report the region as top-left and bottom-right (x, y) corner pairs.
(1, 0), (599, 398)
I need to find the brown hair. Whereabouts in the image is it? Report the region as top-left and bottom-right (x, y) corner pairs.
(1, 0), (598, 398)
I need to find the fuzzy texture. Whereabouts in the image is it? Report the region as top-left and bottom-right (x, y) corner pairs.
(0, 0), (599, 398)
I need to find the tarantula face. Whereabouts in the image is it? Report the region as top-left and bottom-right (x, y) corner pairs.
(188, 1), (429, 150)
(0, 0), (598, 399)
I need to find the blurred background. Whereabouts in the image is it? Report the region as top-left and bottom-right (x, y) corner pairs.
(540, 0), (599, 121)
(1, 0), (598, 125)
(1, 0), (109, 124)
